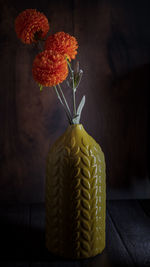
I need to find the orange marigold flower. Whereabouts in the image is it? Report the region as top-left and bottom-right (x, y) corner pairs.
(32, 50), (68, 87)
(44, 31), (78, 61)
(15, 9), (49, 44)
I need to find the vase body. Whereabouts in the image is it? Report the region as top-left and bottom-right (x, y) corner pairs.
(45, 124), (106, 259)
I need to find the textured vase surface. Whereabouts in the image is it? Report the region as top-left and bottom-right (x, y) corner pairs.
(46, 124), (106, 259)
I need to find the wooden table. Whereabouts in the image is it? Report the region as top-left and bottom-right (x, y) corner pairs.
(0, 200), (150, 266)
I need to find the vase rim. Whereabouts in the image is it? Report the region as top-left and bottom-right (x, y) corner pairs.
(69, 123), (82, 126)
(68, 123), (83, 129)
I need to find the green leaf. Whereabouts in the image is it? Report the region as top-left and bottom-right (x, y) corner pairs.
(38, 84), (43, 91)
(74, 69), (83, 90)
(76, 95), (85, 124)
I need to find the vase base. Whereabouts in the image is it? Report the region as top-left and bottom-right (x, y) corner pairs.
(46, 243), (105, 260)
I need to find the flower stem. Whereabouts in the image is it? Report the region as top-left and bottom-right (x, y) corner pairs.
(57, 84), (72, 118)
(53, 86), (72, 124)
(67, 60), (77, 119)
(73, 87), (76, 117)
(67, 59), (72, 72)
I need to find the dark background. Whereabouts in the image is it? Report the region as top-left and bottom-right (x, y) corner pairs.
(0, 0), (149, 203)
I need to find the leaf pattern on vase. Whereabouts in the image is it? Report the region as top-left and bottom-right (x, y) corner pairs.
(46, 125), (106, 259)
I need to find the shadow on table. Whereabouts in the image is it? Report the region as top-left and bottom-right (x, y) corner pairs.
(0, 207), (134, 266)
(0, 217), (110, 265)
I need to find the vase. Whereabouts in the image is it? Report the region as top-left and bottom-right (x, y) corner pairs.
(45, 124), (106, 259)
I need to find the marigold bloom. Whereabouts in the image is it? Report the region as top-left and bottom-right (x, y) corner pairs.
(15, 9), (49, 44)
(44, 32), (78, 61)
(32, 50), (68, 87)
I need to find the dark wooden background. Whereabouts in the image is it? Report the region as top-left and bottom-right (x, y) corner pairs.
(0, 0), (149, 203)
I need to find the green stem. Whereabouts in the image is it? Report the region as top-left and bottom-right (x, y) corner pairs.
(67, 60), (72, 72)
(57, 84), (72, 118)
(53, 86), (72, 124)
(73, 85), (76, 116)
(67, 60), (77, 118)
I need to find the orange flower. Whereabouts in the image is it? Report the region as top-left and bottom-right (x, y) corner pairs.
(15, 9), (49, 44)
(44, 32), (78, 61)
(32, 50), (68, 87)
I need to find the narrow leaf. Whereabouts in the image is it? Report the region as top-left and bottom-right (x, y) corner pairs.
(76, 95), (85, 123)
(38, 84), (43, 91)
(74, 69), (83, 90)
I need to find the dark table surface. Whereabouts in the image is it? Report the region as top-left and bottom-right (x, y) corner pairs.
(0, 200), (150, 267)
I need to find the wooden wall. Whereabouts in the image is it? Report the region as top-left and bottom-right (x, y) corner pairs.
(0, 0), (149, 203)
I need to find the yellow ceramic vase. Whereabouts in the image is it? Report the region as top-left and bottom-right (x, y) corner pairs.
(45, 124), (106, 259)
